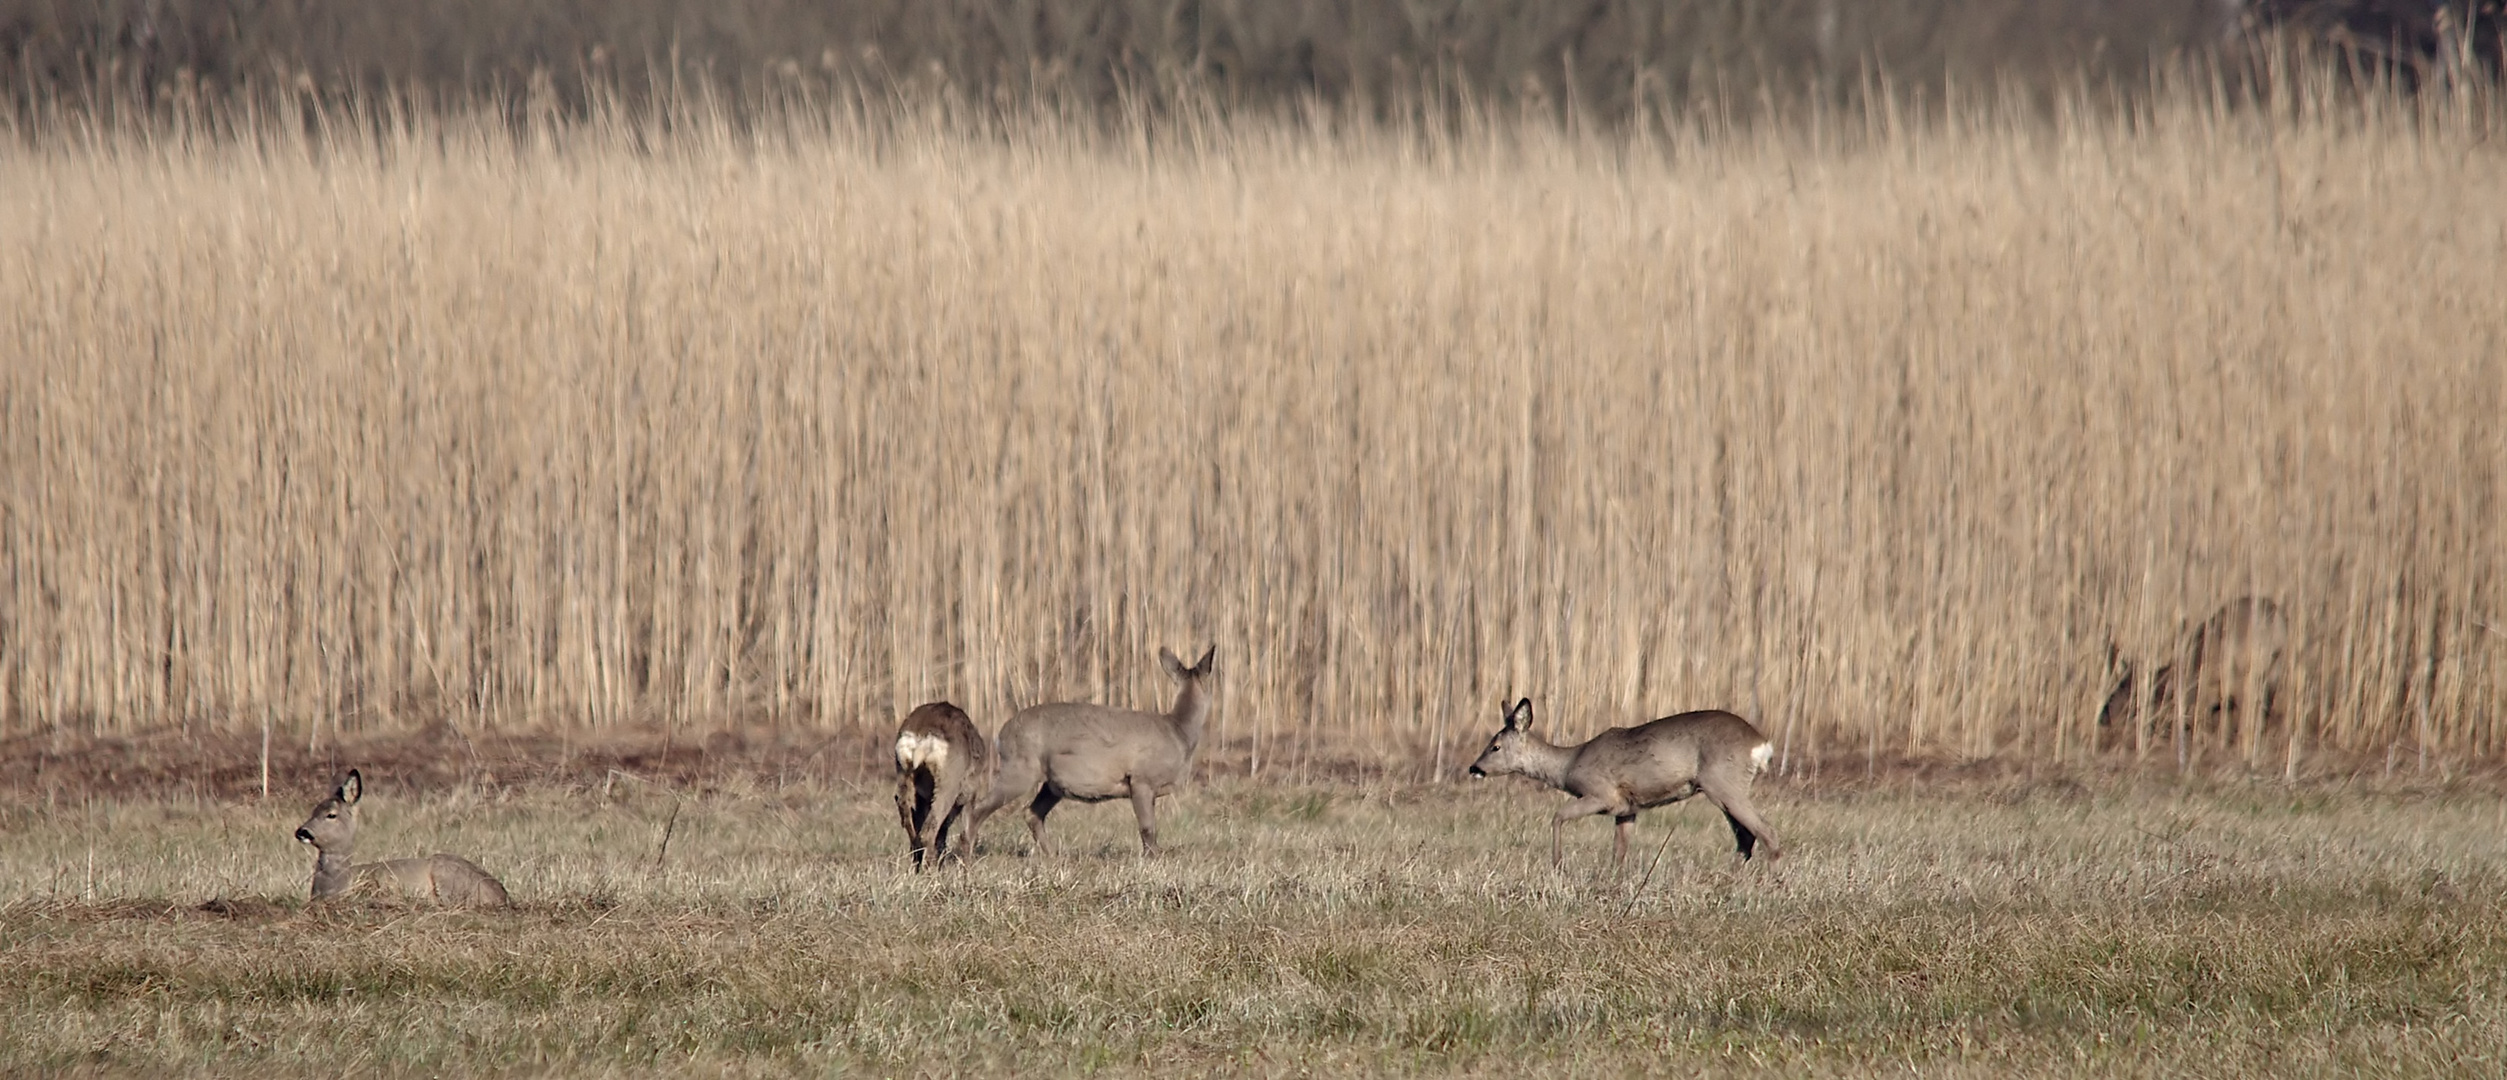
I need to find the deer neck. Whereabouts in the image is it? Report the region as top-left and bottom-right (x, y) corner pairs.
(1516, 736), (1580, 791)
(1168, 679), (1212, 758)
(311, 848), (357, 899)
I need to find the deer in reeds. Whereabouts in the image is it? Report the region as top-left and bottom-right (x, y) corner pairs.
(966, 645), (1216, 858)
(2099, 596), (2288, 761)
(293, 769), (511, 907)
(1469, 699), (1781, 869)
(893, 701), (995, 869)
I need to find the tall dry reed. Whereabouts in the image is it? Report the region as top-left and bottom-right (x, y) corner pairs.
(2, 77), (2501, 778)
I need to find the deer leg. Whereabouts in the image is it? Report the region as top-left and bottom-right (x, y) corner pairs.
(935, 803), (965, 865)
(960, 796), (995, 858)
(1613, 815), (1638, 872)
(1130, 782), (1161, 857)
(940, 772), (981, 863)
(965, 762), (1042, 859)
(1025, 789), (1063, 857)
(1720, 808), (1759, 860)
(1549, 796), (1615, 869)
(896, 773), (920, 837)
(1701, 775), (1782, 862)
(918, 774), (956, 870)
(899, 769), (937, 870)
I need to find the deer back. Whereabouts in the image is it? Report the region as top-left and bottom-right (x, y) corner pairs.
(1001, 703), (1194, 797)
(994, 645), (1214, 799)
(2187, 597), (2288, 699)
(1566, 710), (1767, 805)
(895, 701), (994, 792)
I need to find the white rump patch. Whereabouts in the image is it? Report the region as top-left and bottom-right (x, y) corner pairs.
(895, 733), (949, 771)
(1750, 741), (1775, 772)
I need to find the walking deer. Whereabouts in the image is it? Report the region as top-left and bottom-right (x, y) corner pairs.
(966, 645), (1216, 857)
(1468, 699), (1781, 869)
(2098, 596), (2288, 759)
(293, 769), (511, 907)
(894, 701), (995, 869)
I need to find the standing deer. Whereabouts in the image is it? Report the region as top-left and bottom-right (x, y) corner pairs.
(293, 769), (511, 907)
(966, 645), (1216, 857)
(893, 701), (995, 869)
(2098, 596), (2288, 760)
(1468, 698), (1781, 869)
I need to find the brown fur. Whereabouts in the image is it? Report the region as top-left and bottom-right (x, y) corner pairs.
(293, 769), (511, 907)
(893, 701), (996, 869)
(965, 645), (1216, 857)
(2099, 597), (2289, 760)
(1469, 698), (1781, 869)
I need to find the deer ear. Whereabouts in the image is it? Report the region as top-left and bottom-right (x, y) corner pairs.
(1159, 647), (1186, 679)
(339, 770), (363, 805)
(1504, 698), (1532, 731)
(1193, 645), (1215, 676)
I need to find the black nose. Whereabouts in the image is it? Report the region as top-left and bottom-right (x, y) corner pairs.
(1467, 766), (1485, 777)
(294, 828), (314, 844)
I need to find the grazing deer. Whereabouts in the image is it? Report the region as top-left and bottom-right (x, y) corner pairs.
(893, 701), (995, 869)
(293, 769), (511, 907)
(1468, 698), (1781, 869)
(2099, 596), (2288, 760)
(966, 645), (1216, 857)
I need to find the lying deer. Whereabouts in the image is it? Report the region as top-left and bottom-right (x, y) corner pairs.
(966, 645), (1216, 857)
(293, 769), (511, 907)
(894, 701), (995, 869)
(1469, 698), (1781, 869)
(2099, 596), (2288, 756)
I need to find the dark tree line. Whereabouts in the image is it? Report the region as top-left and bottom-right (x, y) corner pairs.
(3, 0), (2233, 119)
(2252, 0), (2505, 85)
(2, 2), (2492, 125)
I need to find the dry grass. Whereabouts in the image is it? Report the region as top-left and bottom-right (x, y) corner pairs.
(2, 72), (2504, 779)
(2, 775), (2504, 1075)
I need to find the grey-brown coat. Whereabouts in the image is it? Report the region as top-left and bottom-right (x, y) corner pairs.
(293, 770), (511, 907)
(894, 701), (996, 869)
(966, 645), (1216, 857)
(2099, 596), (2288, 757)
(1469, 698), (1781, 868)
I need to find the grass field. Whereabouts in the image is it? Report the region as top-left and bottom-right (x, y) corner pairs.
(3, 770), (2503, 1076)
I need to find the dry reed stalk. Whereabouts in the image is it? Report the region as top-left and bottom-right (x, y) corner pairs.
(0, 77), (2501, 775)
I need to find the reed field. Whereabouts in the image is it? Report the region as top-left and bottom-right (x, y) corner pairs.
(2, 67), (2505, 784)
(3, 774), (2505, 1075)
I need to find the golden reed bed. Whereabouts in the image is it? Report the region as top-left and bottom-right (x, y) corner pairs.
(2, 76), (2502, 777)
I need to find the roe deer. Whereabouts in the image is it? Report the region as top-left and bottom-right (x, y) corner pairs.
(293, 769), (511, 907)
(966, 645), (1216, 857)
(1468, 698), (1781, 869)
(2098, 596), (2288, 761)
(894, 701), (995, 869)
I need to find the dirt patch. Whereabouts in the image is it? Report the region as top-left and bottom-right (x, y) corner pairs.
(192, 897), (296, 920)
(0, 897), (298, 925)
(2, 721), (2498, 804)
